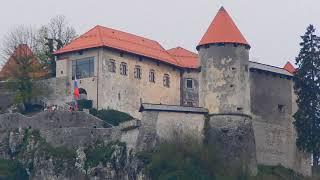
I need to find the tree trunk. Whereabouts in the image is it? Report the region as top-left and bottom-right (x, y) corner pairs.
(313, 153), (319, 168)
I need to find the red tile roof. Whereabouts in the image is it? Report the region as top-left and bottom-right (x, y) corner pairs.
(54, 25), (184, 67)
(283, 61), (296, 74)
(167, 47), (199, 69)
(197, 7), (249, 49)
(0, 44), (48, 80)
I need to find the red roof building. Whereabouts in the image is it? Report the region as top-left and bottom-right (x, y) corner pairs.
(283, 61), (296, 74)
(197, 7), (249, 49)
(54, 25), (183, 68)
(0, 44), (48, 80)
(166, 47), (199, 69)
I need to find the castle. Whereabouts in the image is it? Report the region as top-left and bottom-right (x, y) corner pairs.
(45, 7), (311, 175)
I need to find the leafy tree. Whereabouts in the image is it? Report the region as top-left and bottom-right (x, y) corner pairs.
(293, 25), (320, 167)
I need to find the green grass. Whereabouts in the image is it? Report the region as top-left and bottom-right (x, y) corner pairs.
(139, 138), (317, 180)
(89, 108), (133, 126)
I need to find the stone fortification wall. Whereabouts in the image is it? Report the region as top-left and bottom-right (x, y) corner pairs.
(40, 127), (121, 149)
(250, 70), (311, 176)
(137, 104), (207, 151)
(38, 77), (71, 107)
(198, 44), (251, 114)
(0, 111), (109, 129)
(206, 114), (257, 175)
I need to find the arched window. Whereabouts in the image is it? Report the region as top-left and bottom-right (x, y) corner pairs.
(163, 74), (170, 88)
(134, 65), (142, 79)
(79, 88), (87, 100)
(120, 62), (127, 76)
(149, 69), (155, 83)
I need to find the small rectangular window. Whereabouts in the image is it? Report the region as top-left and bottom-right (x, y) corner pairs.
(120, 62), (127, 76)
(108, 59), (116, 73)
(134, 65), (142, 79)
(186, 101), (194, 107)
(163, 74), (170, 88)
(186, 79), (193, 89)
(149, 70), (155, 83)
(278, 104), (285, 113)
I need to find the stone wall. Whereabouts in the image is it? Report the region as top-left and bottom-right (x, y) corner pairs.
(250, 70), (311, 176)
(40, 127), (121, 149)
(0, 111), (109, 129)
(99, 48), (181, 118)
(38, 77), (71, 107)
(206, 114), (257, 175)
(181, 70), (200, 107)
(137, 105), (206, 151)
(198, 44), (251, 114)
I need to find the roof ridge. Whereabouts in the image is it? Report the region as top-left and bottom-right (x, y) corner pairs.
(154, 41), (181, 66)
(249, 61), (285, 70)
(103, 33), (164, 51)
(98, 25), (158, 44)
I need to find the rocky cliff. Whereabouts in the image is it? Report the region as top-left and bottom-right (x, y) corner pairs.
(0, 128), (147, 180)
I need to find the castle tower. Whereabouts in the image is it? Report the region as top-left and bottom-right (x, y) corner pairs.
(198, 7), (257, 174)
(197, 7), (251, 115)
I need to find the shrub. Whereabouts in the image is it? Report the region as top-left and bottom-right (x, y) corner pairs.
(0, 159), (29, 180)
(90, 108), (133, 126)
(77, 99), (93, 110)
(89, 108), (98, 116)
(84, 141), (126, 170)
(139, 137), (225, 180)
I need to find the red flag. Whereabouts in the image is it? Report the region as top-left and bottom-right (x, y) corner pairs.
(74, 76), (79, 99)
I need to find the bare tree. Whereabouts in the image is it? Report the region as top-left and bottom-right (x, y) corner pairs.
(0, 25), (46, 111)
(36, 15), (77, 76)
(1, 25), (38, 61)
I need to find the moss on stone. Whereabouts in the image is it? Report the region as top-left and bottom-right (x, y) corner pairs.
(84, 141), (126, 170)
(14, 129), (76, 174)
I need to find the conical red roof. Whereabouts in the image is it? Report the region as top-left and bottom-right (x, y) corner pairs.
(197, 7), (249, 49)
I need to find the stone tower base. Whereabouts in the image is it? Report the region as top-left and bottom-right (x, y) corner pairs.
(206, 114), (257, 175)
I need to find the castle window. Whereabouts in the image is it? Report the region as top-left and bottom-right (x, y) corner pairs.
(278, 104), (285, 113)
(186, 101), (194, 107)
(120, 52), (124, 57)
(108, 59), (116, 73)
(149, 69), (155, 83)
(163, 74), (170, 88)
(186, 79), (193, 89)
(72, 57), (95, 79)
(134, 65), (142, 79)
(120, 62), (127, 76)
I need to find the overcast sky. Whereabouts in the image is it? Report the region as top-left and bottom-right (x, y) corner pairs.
(0, 0), (318, 67)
